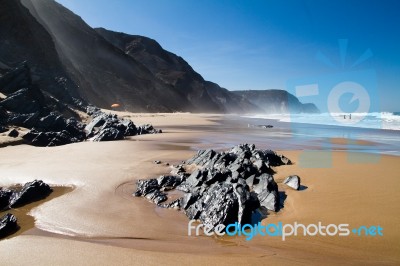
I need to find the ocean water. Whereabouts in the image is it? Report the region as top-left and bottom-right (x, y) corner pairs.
(224, 113), (400, 157)
(244, 112), (400, 131)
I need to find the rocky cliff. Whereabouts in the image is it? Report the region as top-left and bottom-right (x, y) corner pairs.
(233, 90), (320, 113)
(0, 0), (317, 115)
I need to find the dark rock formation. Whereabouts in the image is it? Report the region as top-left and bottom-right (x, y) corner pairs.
(137, 124), (161, 135)
(0, 188), (13, 210)
(0, 106), (8, 125)
(8, 180), (52, 208)
(92, 128), (124, 142)
(0, 62), (85, 119)
(86, 106), (101, 117)
(157, 175), (183, 191)
(0, 180), (52, 238)
(85, 110), (160, 142)
(134, 144), (293, 229)
(0, 87), (45, 114)
(21, 113), (86, 147)
(195, 182), (238, 225)
(7, 129), (19, 137)
(135, 179), (160, 197)
(23, 129), (79, 147)
(135, 175), (183, 205)
(253, 174), (279, 211)
(0, 126), (7, 133)
(0, 0), (83, 107)
(186, 144), (291, 171)
(0, 213), (18, 238)
(0, 63), (89, 147)
(0, 6), (166, 146)
(6, 112), (40, 129)
(283, 175), (301, 190)
(158, 199), (180, 209)
(134, 179), (166, 204)
(0, 63), (31, 94)
(36, 112), (68, 132)
(0, 180), (53, 238)
(85, 112), (136, 139)
(0, 78), (160, 147)
(13, 105), (160, 147)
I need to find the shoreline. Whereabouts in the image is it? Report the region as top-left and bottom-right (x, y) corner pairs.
(240, 114), (400, 156)
(1, 112), (399, 156)
(242, 112), (400, 132)
(0, 113), (399, 265)
(0, 186), (73, 240)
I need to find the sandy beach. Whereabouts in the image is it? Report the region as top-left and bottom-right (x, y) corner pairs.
(0, 113), (399, 265)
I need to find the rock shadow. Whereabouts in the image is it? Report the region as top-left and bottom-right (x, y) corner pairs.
(278, 191), (287, 210)
(299, 185), (308, 191)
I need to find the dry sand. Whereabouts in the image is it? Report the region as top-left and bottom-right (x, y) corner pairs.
(0, 113), (399, 265)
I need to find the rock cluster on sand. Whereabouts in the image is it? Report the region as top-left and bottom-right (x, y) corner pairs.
(1, 180), (52, 211)
(85, 107), (161, 142)
(22, 113), (86, 146)
(134, 144), (297, 228)
(20, 108), (161, 146)
(0, 180), (52, 239)
(0, 213), (18, 238)
(0, 63), (161, 147)
(0, 65), (64, 145)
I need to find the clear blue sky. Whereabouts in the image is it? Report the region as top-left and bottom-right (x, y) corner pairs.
(56, 0), (400, 112)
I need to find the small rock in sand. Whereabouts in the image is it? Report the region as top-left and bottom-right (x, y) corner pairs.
(283, 175), (301, 190)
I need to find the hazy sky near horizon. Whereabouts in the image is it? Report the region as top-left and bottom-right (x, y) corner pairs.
(56, 0), (400, 111)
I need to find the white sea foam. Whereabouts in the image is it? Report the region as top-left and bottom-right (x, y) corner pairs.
(244, 112), (400, 131)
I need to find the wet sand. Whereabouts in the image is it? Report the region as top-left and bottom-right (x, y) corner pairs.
(0, 186), (73, 239)
(329, 137), (377, 146)
(0, 113), (399, 265)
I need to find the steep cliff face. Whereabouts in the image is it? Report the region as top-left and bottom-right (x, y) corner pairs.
(7, 0), (253, 113)
(94, 28), (260, 113)
(204, 81), (260, 113)
(233, 90), (320, 114)
(20, 0), (191, 112)
(0, 0), (82, 106)
(0, 0), (317, 114)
